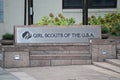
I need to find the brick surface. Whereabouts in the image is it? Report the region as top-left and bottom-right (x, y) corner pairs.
(117, 44), (120, 49)
(30, 55), (91, 60)
(91, 39), (117, 62)
(117, 50), (120, 54)
(30, 60), (50, 67)
(4, 52), (29, 68)
(1, 39), (120, 67)
(91, 39), (116, 45)
(72, 60), (91, 65)
(91, 45), (99, 62)
(51, 60), (71, 66)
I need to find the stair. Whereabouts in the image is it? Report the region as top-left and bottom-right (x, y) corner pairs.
(93, 59), (120, 74)
(30, 54), (91, 60)
(106, 59), (120, 67)
(30, 45), (91, 67)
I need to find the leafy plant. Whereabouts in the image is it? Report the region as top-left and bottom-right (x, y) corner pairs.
(101, 26), (109, 34)
(88, 16), (102, 25)
(37, 13), (75, 26)
(111, 23), (120, 36)
(2, 33), (14, 40)
(88, 12), (120, 36)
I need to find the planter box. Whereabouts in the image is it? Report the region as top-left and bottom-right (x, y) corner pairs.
(1, 40), (14, 45)
(102, 34), (109, 39)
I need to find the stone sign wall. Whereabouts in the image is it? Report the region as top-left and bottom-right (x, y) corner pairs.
(0, 38), (120, 68)
(14, 25), (101, 44)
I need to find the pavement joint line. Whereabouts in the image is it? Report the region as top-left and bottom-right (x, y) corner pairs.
(10, 72), (37, 80)
(85, 65), (120, 78)
(93, 62), (120, 74)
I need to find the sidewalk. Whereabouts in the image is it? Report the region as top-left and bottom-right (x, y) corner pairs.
(0, 67), (19, 80)
(3, 65), (120, 80)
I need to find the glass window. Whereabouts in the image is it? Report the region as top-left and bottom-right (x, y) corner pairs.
(63, 0), (83, 9)
(0, 0), (3, 23)
(63, 0), (117, 9)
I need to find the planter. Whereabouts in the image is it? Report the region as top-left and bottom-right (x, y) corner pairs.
(1, 40), (14, 45)
(102, 34), (109, 39)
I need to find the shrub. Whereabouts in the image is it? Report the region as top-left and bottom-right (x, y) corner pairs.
(88, 12), (120, 36)
(101, 26), (109, 34)
(2, 33), (14, 40)
(37, 13), (75, 26)
(111, 23), (120, 36)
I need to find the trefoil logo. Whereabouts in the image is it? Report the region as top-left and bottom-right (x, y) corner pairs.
(22, 31), (32, 40)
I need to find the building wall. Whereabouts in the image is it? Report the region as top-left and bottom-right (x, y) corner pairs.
(0, 0), (24, 39)
(0, 0), (120, 39)
(34, 0), (119, 23)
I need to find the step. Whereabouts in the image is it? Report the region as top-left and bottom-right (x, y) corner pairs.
(30, 54), (91, 60)
(106, 59), (120, 67)
(30, 50), (89, 55)
(29, 45), (90, 51)
(117, 53), (120, 59)
(85, 65), (120, 78)
(93, 62), (120, 73)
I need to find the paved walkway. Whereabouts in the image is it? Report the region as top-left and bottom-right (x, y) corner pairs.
(0, 67), (19, 80)
(0, 65), (119, 80)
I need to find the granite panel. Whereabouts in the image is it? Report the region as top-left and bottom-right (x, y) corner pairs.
(51, 60), (71, 66)
(30, 60), (50, 67)
(4, 52), (29, 68)
(30, 55), (91, 60)
(72, 60), (91, 65)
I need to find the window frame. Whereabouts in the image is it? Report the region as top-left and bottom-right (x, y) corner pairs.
(62, 0), (117, 9)
(0, 0), (3, 23)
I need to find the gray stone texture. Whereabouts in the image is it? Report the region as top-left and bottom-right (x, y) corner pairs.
(91, 39), (117, 62)
(72, 60), (91, 65)
(51, 60), (71, 66)
(29, 44), (91, 66)
(30, 60), (50, 67)
(1, 38), (120, 67)
(4, 52), (29, 68)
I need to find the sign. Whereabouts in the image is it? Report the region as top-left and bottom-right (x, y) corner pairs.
(15, 26), (101, 44)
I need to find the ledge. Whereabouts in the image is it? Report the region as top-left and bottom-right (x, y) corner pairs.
(15, 43), (89, 46)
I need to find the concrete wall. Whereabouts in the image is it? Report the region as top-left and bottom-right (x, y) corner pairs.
(91, 39), (117, 62)
(116, 39), (120, 59)
(1, 39), (120, 68)
(34, 0), (119, 23)
(0, 23), (5, 39)
(2, 44), (91, 68)
(0, 0), (24, 39)
(0, 0), (120, 39)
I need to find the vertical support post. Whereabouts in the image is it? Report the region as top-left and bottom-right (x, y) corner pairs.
(28, 0), (33, 25)
(83, 0), (88, 25)
(24, 0), (27, 25)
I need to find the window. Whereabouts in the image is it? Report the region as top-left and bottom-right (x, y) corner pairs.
(0, 0), (3, 23)
(63, 0), (117, 9)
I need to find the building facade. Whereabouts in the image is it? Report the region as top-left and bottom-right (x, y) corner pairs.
(0, 0), (120, 39)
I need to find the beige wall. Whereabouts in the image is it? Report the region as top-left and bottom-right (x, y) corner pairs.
(33, 0), (62, 23)
(0, 23), (5, 39)
(34, 0), (118, 23)
(0, 0), (24, 39)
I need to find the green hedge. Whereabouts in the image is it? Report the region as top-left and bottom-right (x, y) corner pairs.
(88, 12), (120, 36)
